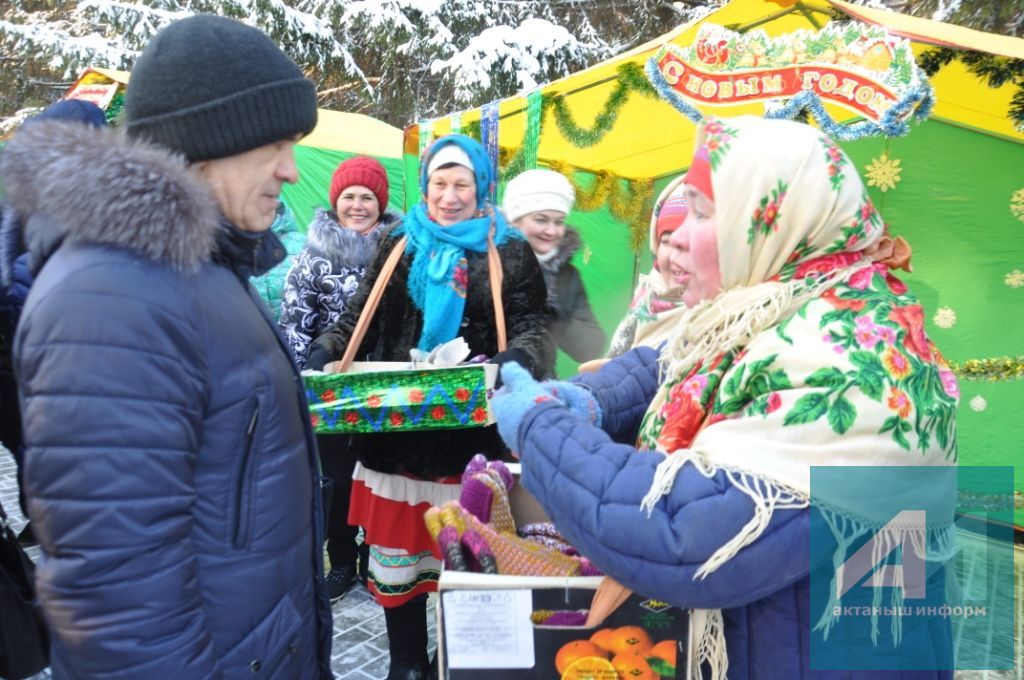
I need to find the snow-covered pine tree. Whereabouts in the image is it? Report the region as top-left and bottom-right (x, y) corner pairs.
(0, 0), (364, 127)
(3, 0), (1017, 130)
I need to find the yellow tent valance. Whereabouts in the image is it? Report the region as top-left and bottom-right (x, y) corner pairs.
(409, 0), (1024, 180)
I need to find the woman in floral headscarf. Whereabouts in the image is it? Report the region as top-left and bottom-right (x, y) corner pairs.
(492, 116), (958, 679)
(606, 175), (690, 358)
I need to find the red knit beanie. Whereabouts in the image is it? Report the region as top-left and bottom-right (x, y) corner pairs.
(328, 156), (389, 212)
(655, 189), (688, 246)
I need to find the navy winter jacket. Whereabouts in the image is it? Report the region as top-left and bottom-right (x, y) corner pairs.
(512, 347), (950, 679)
(0, 121), (333, 679)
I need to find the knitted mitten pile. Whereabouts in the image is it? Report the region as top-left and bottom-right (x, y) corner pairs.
(425, 454), (600, 577)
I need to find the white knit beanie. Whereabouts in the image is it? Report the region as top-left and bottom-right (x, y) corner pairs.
(502, 169), (575, 222)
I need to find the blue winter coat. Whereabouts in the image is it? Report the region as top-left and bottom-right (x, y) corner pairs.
(0, 121), (333, 679)
(511, 346), (950, 679)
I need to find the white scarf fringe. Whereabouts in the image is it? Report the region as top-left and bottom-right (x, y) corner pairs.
(695, 471), (808, 579)
(813, 505), (958, 646)
(688, 608), (728, 680)
(646, 461), (957, 677)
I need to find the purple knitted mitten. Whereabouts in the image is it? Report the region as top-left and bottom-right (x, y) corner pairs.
(543, 611), (590, 627)
(461, 529), (498, 574)
(436, 525), (467, 571)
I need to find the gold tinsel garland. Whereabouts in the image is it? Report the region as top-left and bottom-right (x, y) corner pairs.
(949, 357), (1024, 382)
(543, 160), (654, 253)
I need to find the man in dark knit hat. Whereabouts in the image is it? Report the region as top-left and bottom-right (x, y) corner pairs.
(0, 15), (333, 678)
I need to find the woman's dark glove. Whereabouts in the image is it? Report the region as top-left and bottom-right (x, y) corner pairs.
(304, 345), (334, 372)
(489, 347), (531, 388)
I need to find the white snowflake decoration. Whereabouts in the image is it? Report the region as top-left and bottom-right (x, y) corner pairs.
(969, 395), (987, 412)
(865, 154), (902, 192)
(1005, 269), (1024, 288)
(1011, 188), (1024, 223)
(932, 307), (956, 329)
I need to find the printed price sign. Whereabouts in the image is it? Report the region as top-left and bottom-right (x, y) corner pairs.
(442, 589), (534, 669)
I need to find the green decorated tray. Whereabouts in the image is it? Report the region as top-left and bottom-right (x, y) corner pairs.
(304, 362), (497, 434)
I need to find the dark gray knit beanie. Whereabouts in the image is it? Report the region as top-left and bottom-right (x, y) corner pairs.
(125, 14), (318, 162)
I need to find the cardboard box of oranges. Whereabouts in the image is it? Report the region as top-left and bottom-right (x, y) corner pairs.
(437, 572), (687, 679)
(437, 466), (688, 678)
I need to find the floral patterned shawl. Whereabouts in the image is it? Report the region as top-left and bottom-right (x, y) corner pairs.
(633, 116), (958, 678)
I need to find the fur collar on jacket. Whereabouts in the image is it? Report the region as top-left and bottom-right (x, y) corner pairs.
(537, 227), (582, 274)
(0, 204), (22, 289)
(0, 121), (220, 272)
(305, 208), (397, 270)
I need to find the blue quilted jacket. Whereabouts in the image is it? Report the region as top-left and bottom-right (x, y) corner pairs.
(1, 121), (333, 679)
(512, 347), (951, 679)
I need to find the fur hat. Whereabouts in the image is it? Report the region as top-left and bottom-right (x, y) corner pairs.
(125, 14), (317, 162)
(501, 169), (575, 223)
(329, 156), (389, 211)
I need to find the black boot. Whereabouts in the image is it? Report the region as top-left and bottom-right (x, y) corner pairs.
(357, 541), (370, 587)
(385, 596), (430, 680)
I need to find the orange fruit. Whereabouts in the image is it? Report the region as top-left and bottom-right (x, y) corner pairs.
(607, 625), (654, 656)
(561, 655), (618, 680)
(650, 639), (678, 668)
(589, 627), (616, 653)
(556, 640), (608, 675)
(611, 651), (658, 680)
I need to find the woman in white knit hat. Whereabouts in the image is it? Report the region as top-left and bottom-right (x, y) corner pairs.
(503, 168), (605, 370)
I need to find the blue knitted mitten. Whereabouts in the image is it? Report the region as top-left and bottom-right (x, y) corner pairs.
(543, 380), (602, 428)
(492, 362), (561, 451)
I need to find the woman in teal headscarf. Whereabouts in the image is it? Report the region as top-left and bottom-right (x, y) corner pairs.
(306, 134), (553, 679)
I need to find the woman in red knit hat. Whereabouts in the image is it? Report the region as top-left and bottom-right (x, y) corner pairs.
(280, 155), (401, 600)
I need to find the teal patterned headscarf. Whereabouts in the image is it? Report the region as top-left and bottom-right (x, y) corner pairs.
(397, 134), (520, 352)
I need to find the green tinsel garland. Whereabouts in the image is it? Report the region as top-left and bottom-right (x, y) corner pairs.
(949, 357), (1024, 382)
(543, 62), (658, 149)
(463, 120), (481, 141)
(105, 92), (125, 126)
